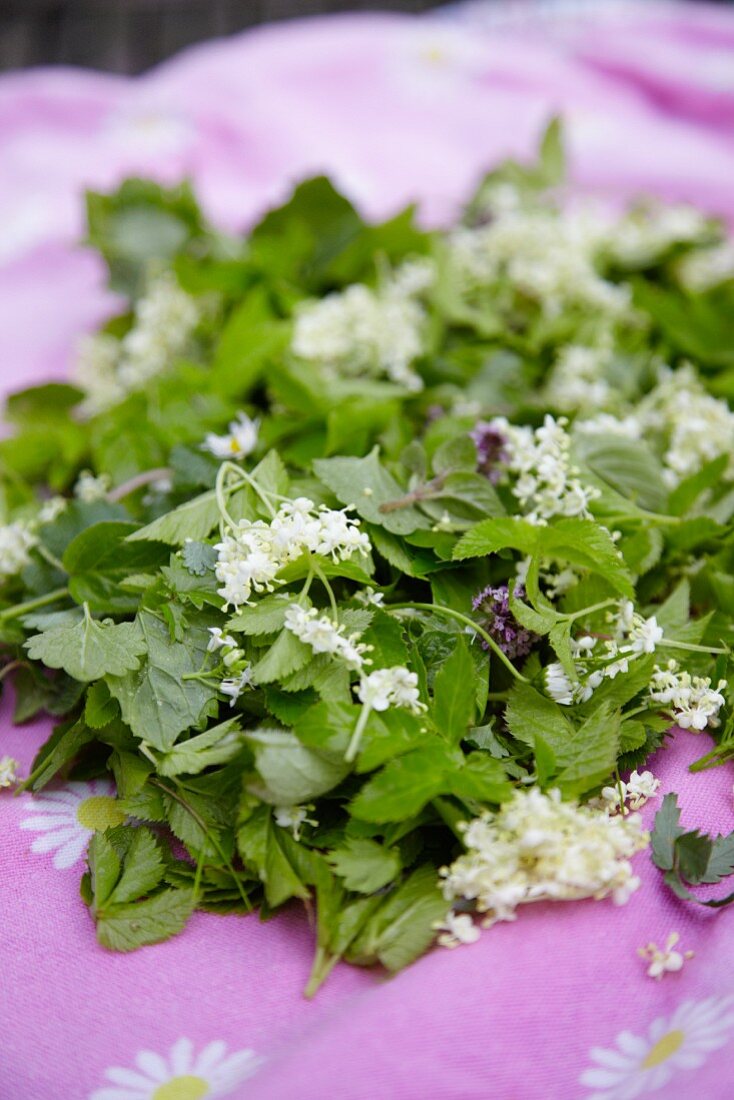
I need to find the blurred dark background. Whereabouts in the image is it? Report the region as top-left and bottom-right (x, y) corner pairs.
(0, 0), (444, 73)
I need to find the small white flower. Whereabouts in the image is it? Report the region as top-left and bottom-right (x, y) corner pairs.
(355, 586), (384, 607)
(207, 627), (237, 652)
(650, 659), (727, 731)
(38, 496), (67, 525)
(0, 755), (20, 788)
(625, 770), (661, 811)
(544, 662), (575, 705)
(638, 932), (694, 980)
(220, 667), (254, 707)
(18, 780), (125, 870)
(273, 804), (318, 840)
(284, 605), (371, 672)
(579, 995), (734, 1099)
(203, 412), (259, 460)
(89, 1037), (262, 1100)
(357, 666), (425, 714)
(433, 910), (481, 949)
(0, 520), (37, 577)
(74, 470), (111, 503)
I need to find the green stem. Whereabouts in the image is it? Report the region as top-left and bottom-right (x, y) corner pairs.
(662, 639), (728, 656)
(387, 602), (529, 683)
(304, 944), (339, 999)
(345, 703), (372, 763)
(313, 563), (338, 619)
(560, 598), (617, 623)
(222, 461), (277, 519)
(35, 543), (67, 575)
(108, 467), (171, 502)
(152, 778), (253, 913)
(0, 587), (69, 622)
(215, 462), (238, 529)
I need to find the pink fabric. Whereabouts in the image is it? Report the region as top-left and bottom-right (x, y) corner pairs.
(2, 4), (734, 1097)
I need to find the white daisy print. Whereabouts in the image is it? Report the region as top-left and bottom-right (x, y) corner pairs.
(18, 779), (125, 870)
(89, 1038), (262, 1100)
(580, 994), (734, 1099)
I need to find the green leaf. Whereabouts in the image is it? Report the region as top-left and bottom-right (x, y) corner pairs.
(347, 866), (446, 972)
(88, 831), (121, 909)
(328, 838), (401, 893)
(251, 629), (313, 684)
(107, 827), (166, 906)
(432, 636), (477, 742)
(22, 718), (97, 792)
(182, 541), (218, 576)
(573, 432), (667, 512)
(106, 610), (218, 751)
(314, 447), (429, 535)
(95, 888), (195, 951)
(553, 704), (621, 797)
(154, 719), (245, 777)
(651, 793), (685, 871)
(350, 744), (452, 823)
(127, 490), (220, 545)
(246, 728), (348, 804)
(85, 681), (119, 729)
(26, 609), (146, 683)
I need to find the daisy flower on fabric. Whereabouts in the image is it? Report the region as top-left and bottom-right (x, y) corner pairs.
(18, 780), (125, 870)
(89, 1038), (262, 1100)
(580, 995), (734, 1098)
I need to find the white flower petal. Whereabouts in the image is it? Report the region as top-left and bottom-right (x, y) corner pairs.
(52, 831), (89, 869)
(134, 1051), (169, 1082)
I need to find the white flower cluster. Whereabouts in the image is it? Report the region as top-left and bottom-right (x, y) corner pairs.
(74, 274), (199, 414)
(433, 910), (481, 949)
(284, 605), (371, 671)
(0, 520), (37, 579)
(649, 659), (727, 731)
(590, 770), (661, 813)
(0, 755), (20, 788)
(677, 240), (734, 292)
(357, 665), (426, 714)
(545, 342), (613, 413)
(638, 931), (694, 980)
(608, 203), (709, 268)
(576, 365), (734, 487)
(207, 627), (254, 706)
(214, 498), (370, 610)
(204, 413), (259, 461)
(74, 470), (111, 502)
(291, 261), (433, 391)
(440, 787), (648, 925)
(449, 205), (630, 319)
(491, 414), (600, 524)
(545, 600), (664, 706)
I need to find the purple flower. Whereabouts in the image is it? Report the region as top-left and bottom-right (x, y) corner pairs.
(471, 583), (537, 660)
(470, 421), (509, 484)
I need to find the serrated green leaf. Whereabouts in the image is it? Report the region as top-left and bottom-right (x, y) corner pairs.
(26, 610), (146, 683)
(328, 838), (401, 893)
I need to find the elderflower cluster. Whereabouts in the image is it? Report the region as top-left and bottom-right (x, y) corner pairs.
(545, 342), (613, 413)
(0, 520), (36, 579)
(649, 659), (727, 731)
(638, 932), (694, 980)
(590, 770), (661, 813)
(489, 414), (600, 524)
(545, 600), (664, 706)
(608, 203), (710, 268)
(433, 910), (481, 949)
(677, 240), (734, 292)
(74, 274), (199, 414)
(0, 755), (20, 788)
(214, 498), (370, 610)
(448, 204), (630, 319)
(207, 627), (254, 706)
(291, 262), (432, 391)
(284, 605), (371, 671)
(441, 788), (648, 925)
(203, 413), (259, 461)
(357, 666), (426, 714)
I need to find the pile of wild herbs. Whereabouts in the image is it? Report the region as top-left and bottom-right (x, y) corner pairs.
(3, 123), (734, 993)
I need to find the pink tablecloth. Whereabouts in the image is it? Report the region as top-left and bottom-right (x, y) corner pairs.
(2, 4), (734, 1098)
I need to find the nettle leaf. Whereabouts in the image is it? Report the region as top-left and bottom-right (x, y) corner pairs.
(328, 838), (401, 893)
(251, 630), (313, 684)
(314, 447), (430, 535)
(237, 804), (310, 907)
(95, 888), (196, 952)
(347, 866), (447, 972)
(26, 608), (146, 683)
(106, 610), (218, 750)
(246, 728), (348, 804)
(651, 793), (686, 871)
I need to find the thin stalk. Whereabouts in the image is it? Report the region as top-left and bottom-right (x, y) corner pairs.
(345, 703), (372, 763)
(387, 602), (529, 683)
(151, 778), (253, 913)
(304, 945), (339, 999)
(662, 638), (728, 656)
(0, 587), (69, 622)
(108, 467), (172, 502)
(35, 543), (67, 574)
(313, 563), (338, 619)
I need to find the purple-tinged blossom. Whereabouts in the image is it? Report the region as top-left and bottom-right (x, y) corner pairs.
(471, 583), (537, 660)
(470, 421), (509, 483)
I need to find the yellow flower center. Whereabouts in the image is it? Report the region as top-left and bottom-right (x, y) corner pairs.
(642, 1029), (685, 1069)
(76, 795), (126, 832)
(152, 1076), (210, 1100)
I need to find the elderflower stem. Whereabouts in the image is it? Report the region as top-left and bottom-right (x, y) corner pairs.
(0, 587), (69, 621)
(662, 638), (728, 656)
(345, 703), (372, 763)
(221, 461), (277, 519)
(387, 602), (529, 683)
(108, 466), (172, 502)
(313, 563), (338, 619)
